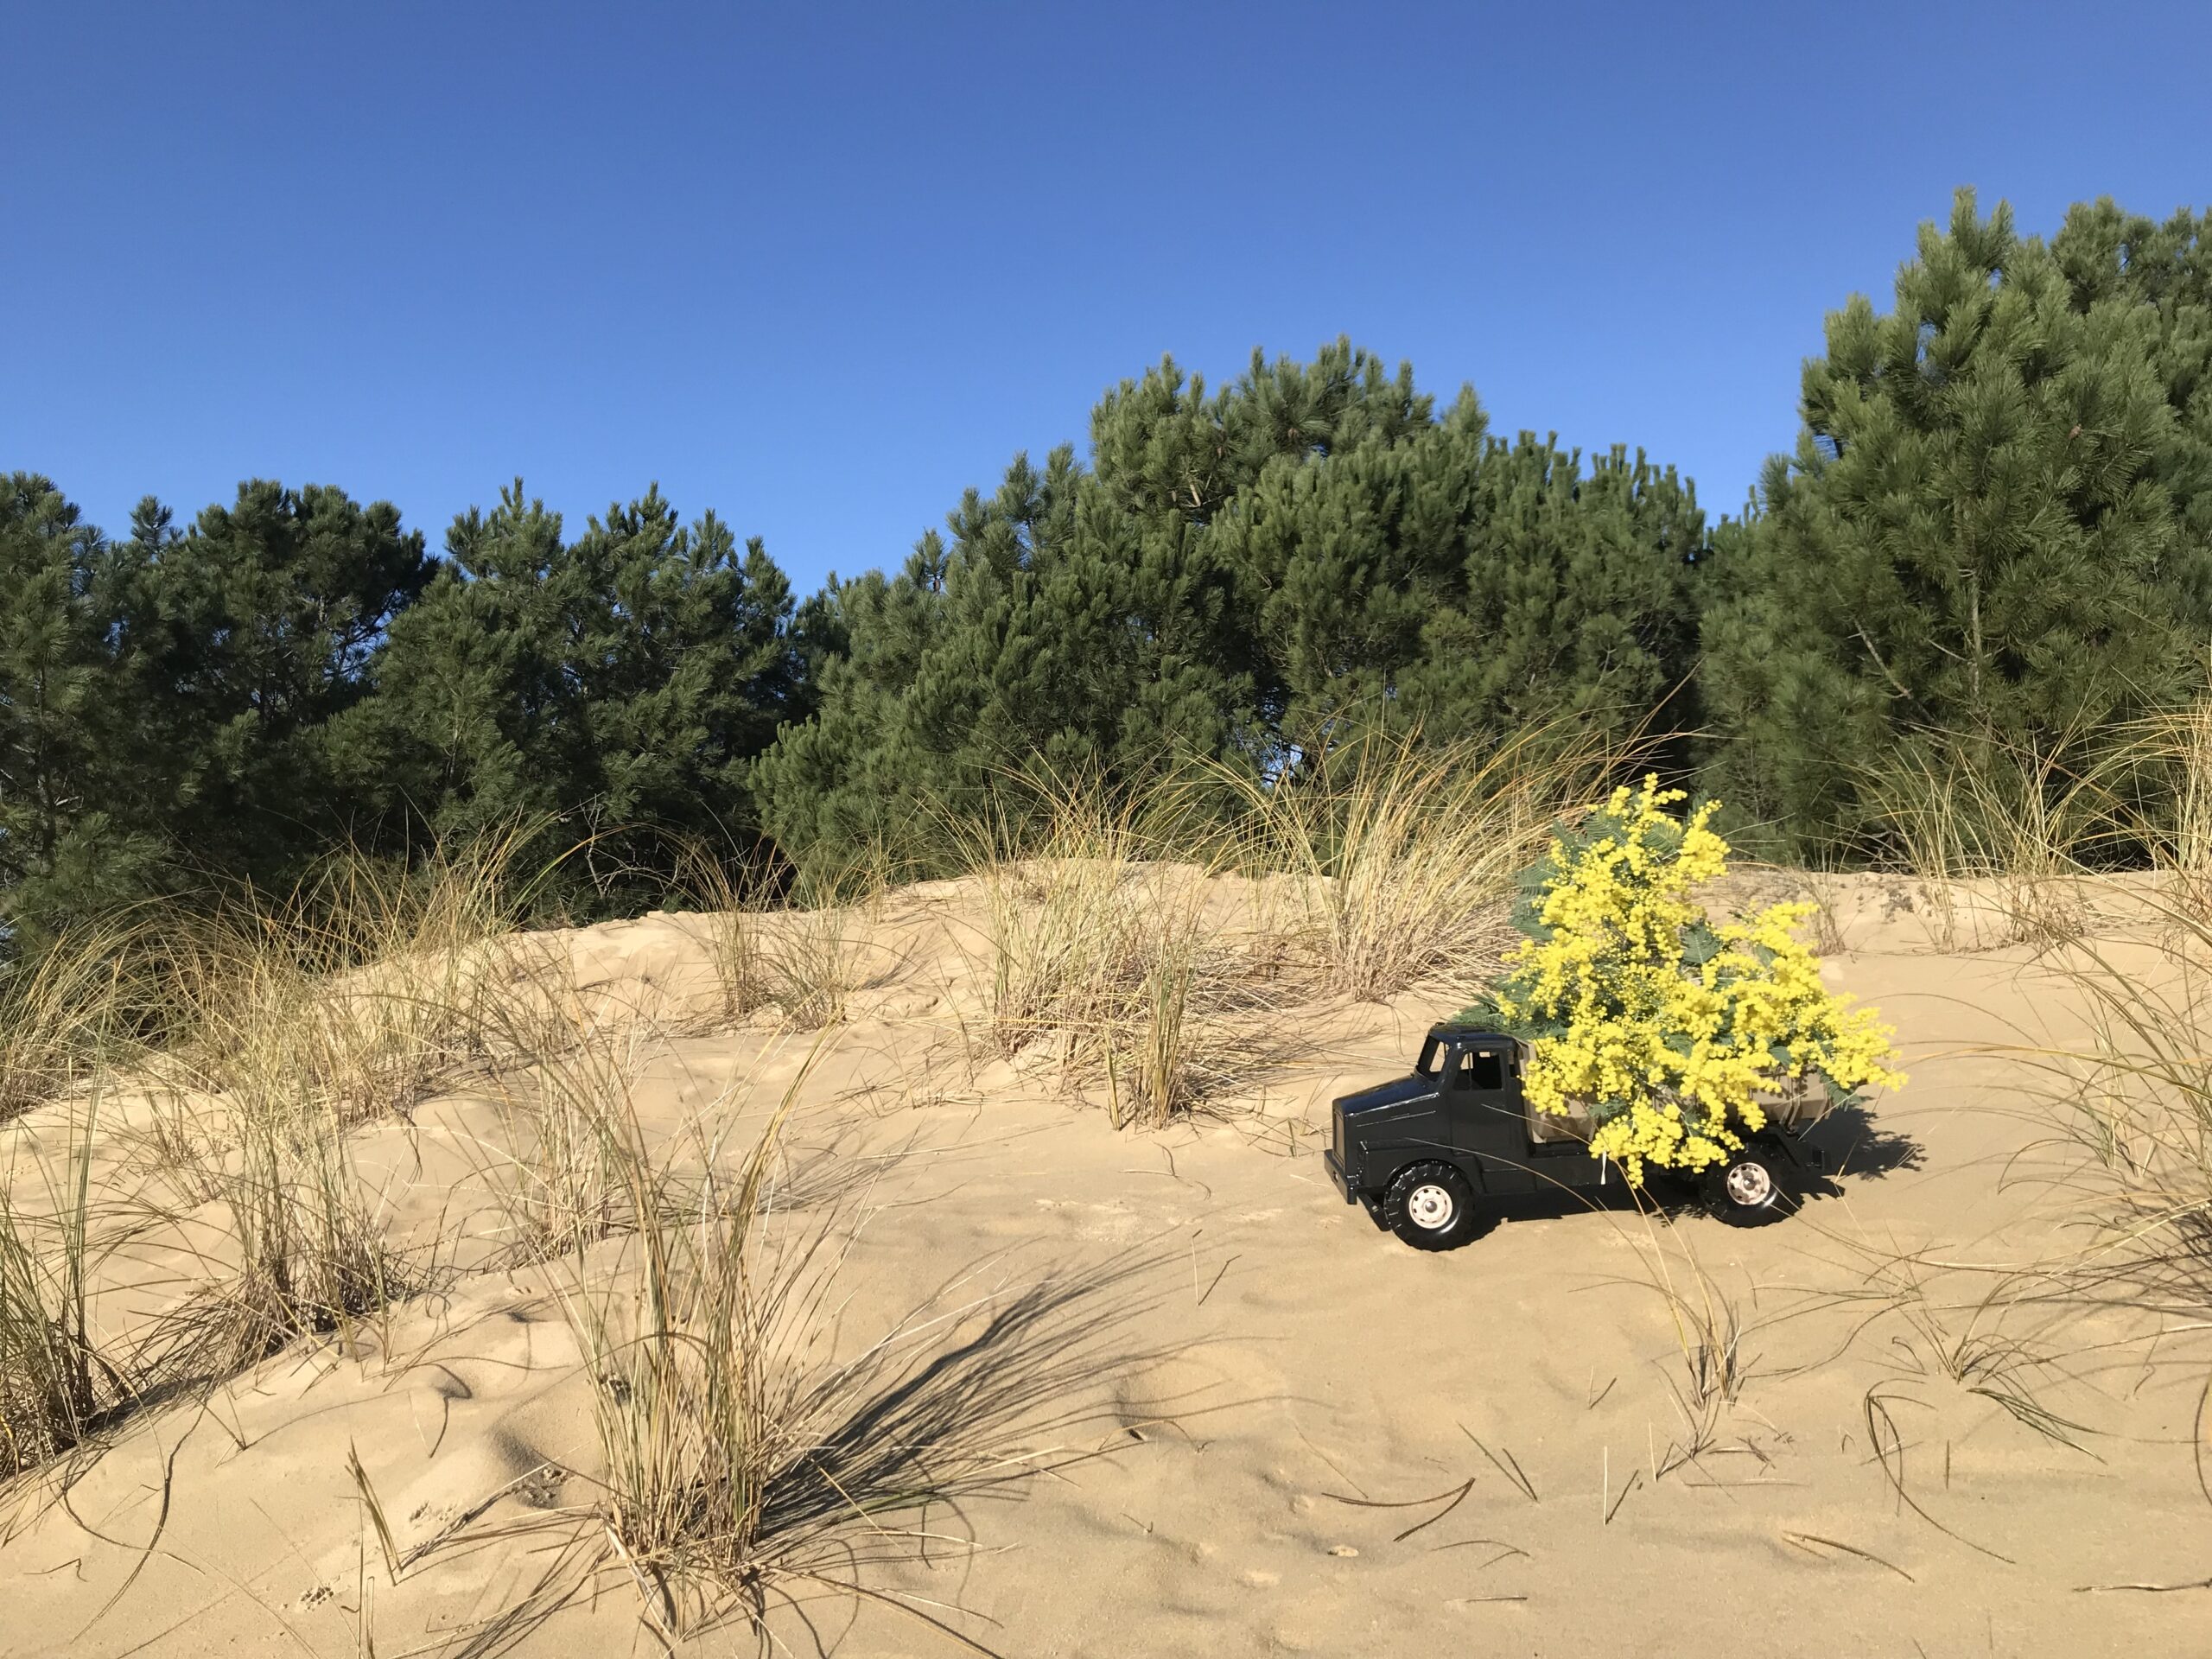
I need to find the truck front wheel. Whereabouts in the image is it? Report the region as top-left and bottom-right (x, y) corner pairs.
(1382, 1161), (1479, 1251)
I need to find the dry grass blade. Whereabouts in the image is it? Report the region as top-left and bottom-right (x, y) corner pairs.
(1317, 1478), (1476, 1544)
(347, 1439), (404, 1584)
(2072, 1575), (2212, 1594)
(2196, 1368), (2212, 1513)
(1862, 1384), (2015, 1563)
(1458, 1425), (1537, 1502)
(1783, 1530), (1916, 1582)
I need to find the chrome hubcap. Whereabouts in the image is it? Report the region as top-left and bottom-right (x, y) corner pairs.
(1724, 1161), (1774, 1207)
(1406, 1182), (1455, 1230)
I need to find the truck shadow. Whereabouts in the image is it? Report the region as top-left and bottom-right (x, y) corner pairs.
(1447, 1108), (1929, 1245)
(1797, 1099), (1924, 1180)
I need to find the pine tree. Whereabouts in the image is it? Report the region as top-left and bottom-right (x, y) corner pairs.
(1405, 434), (1702, 753)
(126, 479), (435, 883)
(747, 539), (955, 867)
(1211, 391), (1702, 757)
(755, 340), (1707, 876)
(361, 482), (804, 910)
(0, 477), (164, 946)
(2051, 200), (2212, 559)
(1700, 189), (2207, 850)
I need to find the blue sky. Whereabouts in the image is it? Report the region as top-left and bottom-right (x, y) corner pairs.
(5, 0), (2207, 594)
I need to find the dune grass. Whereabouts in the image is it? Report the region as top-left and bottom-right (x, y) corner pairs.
(161, 1071), (416, 1373)
(494, 1018), (1167, 1645)
(542, 1056), (804, 1631)
(1860, 719), (2212, 1313)
(0, 1080), (124, 1486)
(756, 888), (875, 1029)
(951, 779), (1255, 1126)
(2133, 695), (2212, 922)
(0, 919), (147, 1126)
(1860, 731), (2120, 950)
(474, 970), (647, 1264)
(2011, 903), (2212, 1316)
(1853, 708), (2212, 950)
(1216, 726), (1620, 1003)
(153, 836), (538, 1128)
(932, 732), (1633, 1127)
(683, 848), (884, 1031)
(961, 782), (1155, 1062)
(0, 836), (553, 1463)
(2, 941), (171, 1493)
(681, 846), (772, 1023)
(110, 839), (562, 1370)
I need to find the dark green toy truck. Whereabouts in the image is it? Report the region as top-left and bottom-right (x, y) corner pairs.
(1323, 1023), (1827, 1249)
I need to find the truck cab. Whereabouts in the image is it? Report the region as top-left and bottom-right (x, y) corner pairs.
(1322, 1024), (1822, 1249)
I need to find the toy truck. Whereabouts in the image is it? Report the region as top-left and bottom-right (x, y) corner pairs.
(1322, 1022), (1828, 1249)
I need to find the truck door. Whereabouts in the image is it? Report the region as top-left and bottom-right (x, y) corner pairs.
(1448, 1041), (1535, 1193)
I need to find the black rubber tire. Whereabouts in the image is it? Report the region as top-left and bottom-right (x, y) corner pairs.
(1381, 1161), (1481, 1251)
(1700, 1143), (1798, 1227)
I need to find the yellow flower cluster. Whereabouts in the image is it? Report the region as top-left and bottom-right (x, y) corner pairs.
(1492, 778), (1904, 1184)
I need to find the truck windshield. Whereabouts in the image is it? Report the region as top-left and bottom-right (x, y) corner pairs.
(1415, 1038), (1445, 1077)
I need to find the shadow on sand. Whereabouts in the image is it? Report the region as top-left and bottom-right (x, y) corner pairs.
(430, 1241), (1198, 1658)
(1392, 1103), (1930, 1250)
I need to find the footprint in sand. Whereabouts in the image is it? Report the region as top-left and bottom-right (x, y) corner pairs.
(1241, 1569), (1281, 1588)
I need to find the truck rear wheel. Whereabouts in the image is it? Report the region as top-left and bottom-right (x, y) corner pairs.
(1700, 1144), (1796, 1227)
(1382, 1161), (1479, 1251)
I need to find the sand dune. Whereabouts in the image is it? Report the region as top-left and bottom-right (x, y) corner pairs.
(3, 872), (2209, 1657)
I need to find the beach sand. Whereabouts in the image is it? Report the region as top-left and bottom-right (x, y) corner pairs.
(2, 872), (2206, 1657)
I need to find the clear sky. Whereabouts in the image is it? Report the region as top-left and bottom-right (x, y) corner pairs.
(5, 0), (2207, 594)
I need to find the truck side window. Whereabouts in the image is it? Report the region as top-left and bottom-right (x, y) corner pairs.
(1457, 1048), (1504, 1091)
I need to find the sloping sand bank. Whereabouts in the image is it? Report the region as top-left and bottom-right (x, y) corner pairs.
(2, 874), (2207, 1657)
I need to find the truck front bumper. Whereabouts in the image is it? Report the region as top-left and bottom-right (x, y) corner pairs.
(1323, 1147), (1356, 1202)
